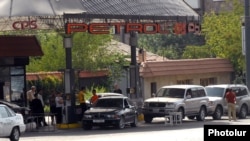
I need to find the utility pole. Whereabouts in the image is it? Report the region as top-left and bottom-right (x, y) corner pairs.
(245, 0), (250, 89)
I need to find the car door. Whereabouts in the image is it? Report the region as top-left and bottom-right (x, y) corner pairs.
(124, 99), (135, 122)
(0, 106), (13, 136)
(184, 88), (198, 115)
(0, 107), (4, 136)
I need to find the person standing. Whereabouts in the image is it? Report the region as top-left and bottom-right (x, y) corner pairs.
(90, 89), (98, 105)
(225, 88), (237, 121)
(36, 88), (48, 126)
(78, 86), (87, 116)
(55, 91), (64, 124)
(49, 90), (57, 124)
(113, 84), (122, 94)
(30, 93), (45, 127)
(26, 86), (36, 107)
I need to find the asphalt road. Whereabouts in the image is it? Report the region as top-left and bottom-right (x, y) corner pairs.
(3, 116), (250, 141)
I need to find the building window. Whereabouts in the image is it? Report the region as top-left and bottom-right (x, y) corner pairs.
(200, 77), (217, 86)
(150, 82), (157, 97)
(177, 79), (193, 84)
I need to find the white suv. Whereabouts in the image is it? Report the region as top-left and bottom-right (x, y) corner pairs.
(205, 84), (250, 120)
(142, 85), (209, 123)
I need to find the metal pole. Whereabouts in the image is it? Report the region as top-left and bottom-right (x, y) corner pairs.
(63, 36), (76, 123)
(245, 0), (250, 89)
(129, 31), (138, 99)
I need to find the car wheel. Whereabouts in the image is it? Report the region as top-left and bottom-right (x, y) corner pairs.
(177, 108), (185, 120)
(212, 106), (222, 120)
(117, 116), (125, 129)
(130, 115), (138, 127)
(239, 105), (248, 119)
(83, 124), (92, 130)
(187, 116), (195, 120)
(9, 127), (20, 141)
(144, 115), (153, 123)
(196, 106), (206, 121)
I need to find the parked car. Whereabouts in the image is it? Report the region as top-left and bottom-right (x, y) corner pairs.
(86, 92), (123, 108)
(0, 104), (26, 141)
(142, 85), (209, 123)
(82, 95), (138, 130)
(205, 84), (250, 120)
(0, 100), (31, 124)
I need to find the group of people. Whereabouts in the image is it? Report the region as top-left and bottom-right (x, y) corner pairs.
(26, 83), (124, 126)
(26, 86), (64, 127)
(77, 87), (99, 116)
(26, 86), (48, 127)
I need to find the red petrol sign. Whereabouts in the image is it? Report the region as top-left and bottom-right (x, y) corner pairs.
(66, 22), (200, 35)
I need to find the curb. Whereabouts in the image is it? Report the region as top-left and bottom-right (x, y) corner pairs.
(56, 114), (144, 129)
(56, 123), (81, 129)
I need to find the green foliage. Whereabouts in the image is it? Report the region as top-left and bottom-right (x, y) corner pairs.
(26, 32), (127, 87)
(26, 75), (63, 104)
(202, 0), (244, 73)
(84, 85), (107, 101)
(182, 45), (213, 59)
(138, 33), (205, 59)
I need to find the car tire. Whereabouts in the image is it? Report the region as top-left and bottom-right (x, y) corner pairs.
(130, 115), (138, 127)
(83, 124), (92, 130)
(177, 108), (185, 120)
(187, 116), (195, 120)
(144, 115), (153, 123)
(9, 127), (20, 141)
(196, 106), (206, 121)
(239, 105), (248, 119)
(212, 106), (222, 120)
(117, 116), (125, 129)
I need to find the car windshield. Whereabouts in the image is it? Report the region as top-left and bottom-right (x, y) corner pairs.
(156, 88), (185, 98)
(205, 87), (224, 97)
(93, 98), (123, 108)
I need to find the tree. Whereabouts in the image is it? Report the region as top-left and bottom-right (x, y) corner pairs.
(201, 0), (244, 74)
(26, 32), (127, 86)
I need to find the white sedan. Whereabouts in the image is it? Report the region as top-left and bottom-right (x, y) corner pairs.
(0, 104), (26, 141)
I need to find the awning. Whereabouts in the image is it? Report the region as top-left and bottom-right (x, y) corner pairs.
(0, 0), (86, 17)
(0, 36), (43, 57)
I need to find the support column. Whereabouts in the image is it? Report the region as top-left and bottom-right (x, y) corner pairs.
(63, 36), (76, 123)
(129, 31), (140, 99)
(245, 0), (250, 89)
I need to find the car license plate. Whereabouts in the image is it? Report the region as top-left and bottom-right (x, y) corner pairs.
(153, 109), (158, 113)
(93, 119), (104, 123)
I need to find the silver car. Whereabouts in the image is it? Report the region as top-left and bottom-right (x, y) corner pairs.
(142, 85), (209, 123)
(205, 84), (250, 120)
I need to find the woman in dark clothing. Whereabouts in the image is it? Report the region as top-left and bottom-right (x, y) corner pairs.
(30, 93), (45, 127)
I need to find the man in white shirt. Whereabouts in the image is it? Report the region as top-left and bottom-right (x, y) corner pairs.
(26, 86), (36, 107)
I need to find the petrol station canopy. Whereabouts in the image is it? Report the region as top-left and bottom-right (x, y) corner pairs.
(0, 0), (199, 32)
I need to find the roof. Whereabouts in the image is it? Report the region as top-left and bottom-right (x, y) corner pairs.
(161, 85), (204, 89)
(140, 58), (234, 77)
(65, 0), (199, 21)
(108, 40), (167, 62)
(0, 0), (86, 17)
(0, 36), (43, 57)
(205, 84), (248, 88)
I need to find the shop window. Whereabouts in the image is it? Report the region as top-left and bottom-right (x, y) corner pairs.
(200, 77), (217, 86)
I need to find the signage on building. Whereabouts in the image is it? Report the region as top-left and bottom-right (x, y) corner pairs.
(12, 20), (37, 30)
(66, 22), (200, 35)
